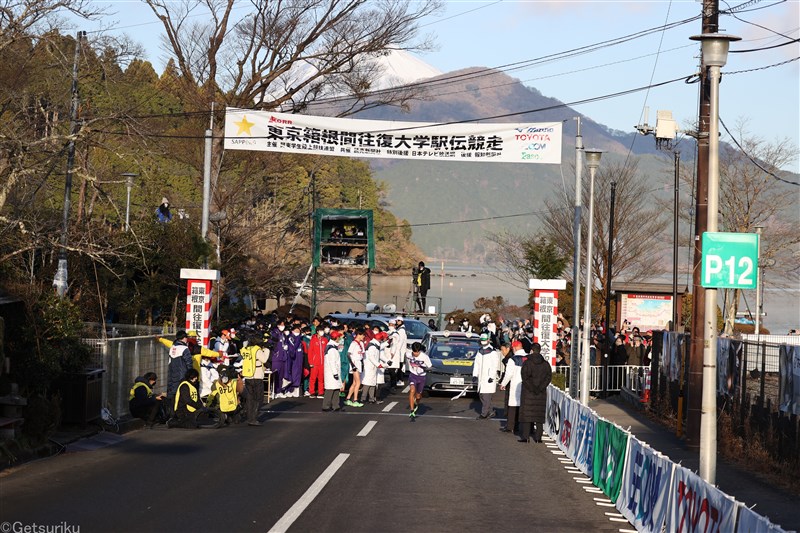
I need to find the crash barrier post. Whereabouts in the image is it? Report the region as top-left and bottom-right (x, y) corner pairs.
(544, 385), (789, 532)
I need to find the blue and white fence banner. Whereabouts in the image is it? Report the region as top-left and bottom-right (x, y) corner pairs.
(617, 436), (675, 533)
(736, 503), (788, 533)
(779, 344), (800, 415)
(667, 465), (737, 533)
(572, 403), (597, 477)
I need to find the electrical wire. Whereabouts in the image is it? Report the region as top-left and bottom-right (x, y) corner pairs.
(730, 38), (800, 53)
(719, 117), (800, 186)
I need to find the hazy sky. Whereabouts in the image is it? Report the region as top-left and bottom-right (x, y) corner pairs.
(81, 0), (798, 171)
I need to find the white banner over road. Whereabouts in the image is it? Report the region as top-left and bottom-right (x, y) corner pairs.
(224, 107), (562, 164)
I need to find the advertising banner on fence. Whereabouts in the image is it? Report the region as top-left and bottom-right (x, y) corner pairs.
(592, 419), (629, 502)
(666, 464), (737, 533)
(779, 344), (800, 415)
(545, 385), (580, 459)
(616, 436), (675, 533)
(224, 108), (563, 164)
(572, 403), (597, 477)
(736, 503), (788, 533)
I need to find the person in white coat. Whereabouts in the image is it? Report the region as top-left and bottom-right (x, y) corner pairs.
(322, 331), (345, 411)
(500, 340), (527, 433)
(473, 333), (501, 419)
(386, 320), (403, 389)
(394, 317), (408, 386)
(360, 332), (384, 404)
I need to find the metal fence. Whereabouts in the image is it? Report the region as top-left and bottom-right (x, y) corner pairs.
(739, 334), (800, 372)
(555, 365), (649, 394)
(83, 335), (169, 418)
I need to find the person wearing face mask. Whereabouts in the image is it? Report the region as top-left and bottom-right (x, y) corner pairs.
(385, 319), (401, 390)
(307, 325), (328, 398)
(361, 331), (385, 404)
(344, 328), (366, 407)
(272, 323), (291, 398)
(322, 330), (346, 412)
(610, 335), (629, 366)
(285, 323), (305, 397)
(459, 318), (473, 334)
(518, 343), (551, 443)
(473, 333), (501, 419)
(394, 317), (408, 386)
(444, 316), (459, 332)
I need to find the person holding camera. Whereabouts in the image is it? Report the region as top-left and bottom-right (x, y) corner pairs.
(414, 261), (431, 313)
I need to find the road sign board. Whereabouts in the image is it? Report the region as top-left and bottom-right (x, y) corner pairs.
(701, 232), (759, 289)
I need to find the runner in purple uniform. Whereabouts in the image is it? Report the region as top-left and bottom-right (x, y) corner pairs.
(406, 342), (432, 420)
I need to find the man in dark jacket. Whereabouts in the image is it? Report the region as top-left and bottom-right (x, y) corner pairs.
(414, 261), (431, 313)
(167, 331), (192, 400)
(129, 372), (166, 427)
(168, 369), (205, 428)
(518, 343), (552, 443)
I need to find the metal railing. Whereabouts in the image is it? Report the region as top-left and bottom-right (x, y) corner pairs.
(555, 365), (649, 394)
(83, 335), (169, 418)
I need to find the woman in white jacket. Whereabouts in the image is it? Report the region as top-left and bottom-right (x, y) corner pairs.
(322, 331), (345, 412)
(500, 340), (526, 433)
(360, 333), (383, 403)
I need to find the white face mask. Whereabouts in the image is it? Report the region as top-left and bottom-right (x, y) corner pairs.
(278, 325), (285, 331)
(449, 319), (454, 323)
(324, 328), (330, 334)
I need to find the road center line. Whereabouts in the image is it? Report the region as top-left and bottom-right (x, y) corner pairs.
(267, 453), (349, 533)
(357, 421), (378, 437)
(382, 401), (398, 412)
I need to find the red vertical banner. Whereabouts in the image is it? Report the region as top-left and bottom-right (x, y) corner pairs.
(534, 290), (559, 368)
(186, 280), (213, 348)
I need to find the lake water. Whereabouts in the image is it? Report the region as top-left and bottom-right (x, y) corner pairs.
(312, 263), (799, 334)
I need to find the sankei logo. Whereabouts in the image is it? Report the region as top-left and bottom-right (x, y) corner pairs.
(269, 116), (293, 125)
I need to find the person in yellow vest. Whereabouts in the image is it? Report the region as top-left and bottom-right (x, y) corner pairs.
(168, 368), (205, 429)
(156, 330), (218, 375)
(206, 369), (243, 427)
(129, 372), (166, 427)
(240, 337), (269, 426)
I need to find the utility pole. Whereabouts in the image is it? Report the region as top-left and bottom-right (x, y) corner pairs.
(570, 117), (583, 399)
(687, 0), (719, 450)
(673, 151), (681, 330)
(53, 31), (86, 298)
(603, 180), (617, 350)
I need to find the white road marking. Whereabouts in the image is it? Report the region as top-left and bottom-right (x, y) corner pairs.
(619, 529), (638, 532)
(593, 498), (611, 502)
(268, 453), (349, 533)
(575, 479), (593, 484)
(382, 401), (398, 412)
(357, 421), (378, 437)
(550, 450), (566, 455)
(609, 518), (629, 523)
(402, 385), (410, 393)
(605, 512), (624, 517)
(596, 502), (617, 507)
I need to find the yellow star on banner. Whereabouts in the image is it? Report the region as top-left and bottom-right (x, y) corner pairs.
(234, 116), (255, 136)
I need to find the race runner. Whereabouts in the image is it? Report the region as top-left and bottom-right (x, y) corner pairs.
(406, 341), (432, 420)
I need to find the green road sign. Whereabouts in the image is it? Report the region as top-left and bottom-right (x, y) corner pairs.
(701, 232), (759, 289)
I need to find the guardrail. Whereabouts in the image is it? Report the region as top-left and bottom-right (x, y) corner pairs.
(555, 365), (649, 394)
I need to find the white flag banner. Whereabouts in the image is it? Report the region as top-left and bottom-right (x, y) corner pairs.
(224, 107), (562, 164)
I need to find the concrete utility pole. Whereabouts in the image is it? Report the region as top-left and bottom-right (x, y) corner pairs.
(692, 31), (740, 485)
(570, 117), (584, 399)
(53, 31), (86, 298)
(581, 149), (603, 406)
(673, 151), (681, 330)
(603, 180), (617, 349)
(687, 0), (719, 449)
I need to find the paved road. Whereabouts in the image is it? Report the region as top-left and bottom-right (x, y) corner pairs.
(0, 390), (630, 533)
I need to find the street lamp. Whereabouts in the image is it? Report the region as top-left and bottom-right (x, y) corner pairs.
(690, 32), (740, 485)
(121, 172), (138, 232)
(580, 149), (603, 405)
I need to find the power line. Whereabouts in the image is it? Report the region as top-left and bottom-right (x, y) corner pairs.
(719, 117), (800, 187)
(377, 209), (547, 229)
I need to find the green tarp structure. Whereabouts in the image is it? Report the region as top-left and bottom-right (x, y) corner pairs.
(313, 208), (375, 269)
